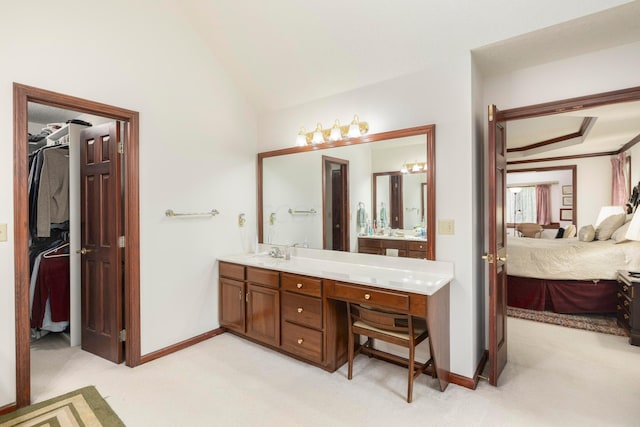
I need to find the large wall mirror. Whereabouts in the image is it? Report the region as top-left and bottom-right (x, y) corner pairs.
(258, 125), (436, 259)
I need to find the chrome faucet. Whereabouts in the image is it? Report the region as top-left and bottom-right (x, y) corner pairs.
(269, 247), (284, 258)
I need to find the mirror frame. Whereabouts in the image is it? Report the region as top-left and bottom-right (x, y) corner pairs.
(257, 125), (436, 259)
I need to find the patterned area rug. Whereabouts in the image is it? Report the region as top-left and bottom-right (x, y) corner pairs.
(507, 306), (629, 337)
(0, 386), (124, 426)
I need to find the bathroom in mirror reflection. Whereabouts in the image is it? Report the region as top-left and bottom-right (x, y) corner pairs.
(260, 127), (434, 259)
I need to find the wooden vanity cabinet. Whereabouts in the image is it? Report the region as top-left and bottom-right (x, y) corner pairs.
(280, 273), (324, 363)
(218, 262), (348, 372)
(219, 262), (280, 347)
(357, 237), (427, 259)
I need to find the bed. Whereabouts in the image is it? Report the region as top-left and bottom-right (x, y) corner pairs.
(507, 235), (640, 314)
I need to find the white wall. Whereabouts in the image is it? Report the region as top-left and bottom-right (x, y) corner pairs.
(259, 54), (480, 377)
(0, 1), (256, 405)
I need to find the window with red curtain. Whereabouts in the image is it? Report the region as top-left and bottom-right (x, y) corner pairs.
(612, 153), (627, 206)
(536, 185), (551, 225)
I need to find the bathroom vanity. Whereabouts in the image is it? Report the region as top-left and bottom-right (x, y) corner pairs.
(218, 247), (453, 391)
(357, 235), (428, 258)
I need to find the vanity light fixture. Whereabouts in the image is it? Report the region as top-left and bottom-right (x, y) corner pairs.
(401, 161), (426, 173)
(295, 115), (369, 146)
(311, 123), (325, 144)
(296, 127), (309, 146)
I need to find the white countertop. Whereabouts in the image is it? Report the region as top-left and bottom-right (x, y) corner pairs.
(218, 246), (453, 296)
(358, 234), (427, 242)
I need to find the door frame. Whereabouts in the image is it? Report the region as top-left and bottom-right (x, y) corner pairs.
(13, 83), (141, 407)
(487, 84), (640, 386)
(322, 155), (349, 251)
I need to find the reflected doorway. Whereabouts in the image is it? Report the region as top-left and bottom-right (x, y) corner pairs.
(323, 156), (349, 251)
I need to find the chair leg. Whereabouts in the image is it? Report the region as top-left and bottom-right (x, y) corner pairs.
(407, 343), (415, 403)
(348, 328), (354, 380)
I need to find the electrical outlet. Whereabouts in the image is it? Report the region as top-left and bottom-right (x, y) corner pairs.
(0, 224), (7, 242)
(438, 219), (455, 235)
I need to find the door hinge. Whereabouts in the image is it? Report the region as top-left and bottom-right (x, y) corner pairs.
(118, 235), (125, 248)
(119, 329), (126, 342)
(118, 141), (124, 154)
(488, 105), (494, 122)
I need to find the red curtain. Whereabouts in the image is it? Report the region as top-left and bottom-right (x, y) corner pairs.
(536, 185), (551, 225)
(611, 153), (627, 206)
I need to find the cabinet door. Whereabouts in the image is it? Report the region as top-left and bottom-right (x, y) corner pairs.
(220, 278), (245, 333)
(246, 284), (280, 347)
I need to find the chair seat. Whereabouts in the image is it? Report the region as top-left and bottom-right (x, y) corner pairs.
(353, 320), (426, 340)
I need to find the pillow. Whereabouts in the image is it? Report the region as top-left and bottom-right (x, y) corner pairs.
(563, 224), (576, 238)
(578, 225), (595, 242)
(595, 213), (626, 240)
(555, 228), (565, 238)
(611, 221), (631, 244)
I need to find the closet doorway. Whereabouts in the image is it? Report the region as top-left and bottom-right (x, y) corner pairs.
(13, 83), (141, 408)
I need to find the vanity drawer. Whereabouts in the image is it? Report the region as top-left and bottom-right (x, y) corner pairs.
(382, 240), (407, 250)
(246, 267), (279, 288)
(282, 292), (322, 329)
(408, 250), (426, 259)
(408, 241), (427, 252)
(281, 321), (323, 363)
(281, 273), (322, 297)
(219, 262), (245, 281)
(331, 282), (410, 312)
(358, 238), (382, 249)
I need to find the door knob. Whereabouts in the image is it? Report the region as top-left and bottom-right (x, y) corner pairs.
(76, 248), (92, 255)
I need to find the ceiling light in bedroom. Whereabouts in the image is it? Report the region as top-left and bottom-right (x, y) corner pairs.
(625, 210), (640, 241)
(595, 206), (624, 227)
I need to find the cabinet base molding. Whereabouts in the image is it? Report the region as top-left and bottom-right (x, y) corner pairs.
(140, 328), (225, 365)
(225, 330), (344, 372)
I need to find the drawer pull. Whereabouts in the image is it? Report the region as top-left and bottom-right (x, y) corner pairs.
(297, 338), (304, 345)
(297, 307), (304, 313)
(364, 293), (371, 300)
(297, 283), (303, 289)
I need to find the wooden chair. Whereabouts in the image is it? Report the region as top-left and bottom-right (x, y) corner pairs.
(346, 303), (435, 403)
(515, 222), (543, 238)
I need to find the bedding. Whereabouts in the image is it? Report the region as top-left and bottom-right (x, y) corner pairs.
(507, 236), (640, 281)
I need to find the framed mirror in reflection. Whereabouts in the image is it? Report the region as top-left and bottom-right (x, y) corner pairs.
(258, 125), (436, 260)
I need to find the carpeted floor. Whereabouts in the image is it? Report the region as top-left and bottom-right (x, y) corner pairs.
(0, 385), (124, 427)
(507, 306), (629, 336)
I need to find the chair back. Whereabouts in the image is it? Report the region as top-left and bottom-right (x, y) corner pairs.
(516, 222), (543, 238)
(350, 304), (411, 333)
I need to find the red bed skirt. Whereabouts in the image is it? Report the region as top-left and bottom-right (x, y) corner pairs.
(507, 275), (618, 314)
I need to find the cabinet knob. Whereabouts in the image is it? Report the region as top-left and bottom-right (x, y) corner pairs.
(297, 338), (304, 345)
(297, 307), (303, 313)
(364, 294), (371, 300)
(297, 283), (303, 289)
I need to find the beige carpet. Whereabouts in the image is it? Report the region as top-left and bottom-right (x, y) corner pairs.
(0, 386), (124, 427)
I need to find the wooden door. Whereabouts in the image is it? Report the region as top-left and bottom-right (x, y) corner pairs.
(487, 105), (508, 385)
(246, 283), (280, 347)
(220, 278), (245, 333)
(390, 175), (402, 228)
(331, 169), (344, 250)
(79, 123), (124, 363)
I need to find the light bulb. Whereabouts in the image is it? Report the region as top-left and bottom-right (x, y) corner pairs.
(311, 123), (325, 144)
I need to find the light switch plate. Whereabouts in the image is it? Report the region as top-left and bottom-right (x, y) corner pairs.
(438, 219), (455, 235)
(0, 223), (7, 242)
